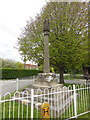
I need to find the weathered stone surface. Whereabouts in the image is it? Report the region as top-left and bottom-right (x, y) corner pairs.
(33, 19), (63, 89)
(43, 31), (50, 73)
(33, 73), (63, 89)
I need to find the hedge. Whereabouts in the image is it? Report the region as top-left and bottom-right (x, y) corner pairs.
(0, 68), (41, 79)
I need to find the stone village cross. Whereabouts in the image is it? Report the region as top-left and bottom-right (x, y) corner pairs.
(33, 19), (63, 88)
(43, 19), (50, 73)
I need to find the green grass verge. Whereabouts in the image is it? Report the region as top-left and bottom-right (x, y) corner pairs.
(78, 112), (90, 119)
(2, 101), (40, 118)
(1, 94), (40, 119)
(64, 74), (83, 80)
(1, 84), (89, 119)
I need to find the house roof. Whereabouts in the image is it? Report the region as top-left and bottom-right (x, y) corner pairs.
(25, 64), (38, 68)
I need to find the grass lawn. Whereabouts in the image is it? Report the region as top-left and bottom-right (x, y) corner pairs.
(2, 100), (40, 119)
(64, 74), (83, 80)
(1, 83), (89, 119)
(78, 112), (90, 119)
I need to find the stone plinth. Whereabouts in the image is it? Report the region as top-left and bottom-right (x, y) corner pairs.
(33, 73), (63, 89)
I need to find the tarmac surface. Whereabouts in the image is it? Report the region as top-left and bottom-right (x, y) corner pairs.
(0, 80), (16, 85)
(0, 79), (34, 97)
(0, 77), (89, 97)
(0, 79), (87, 86)
(0, 80), (16, 84)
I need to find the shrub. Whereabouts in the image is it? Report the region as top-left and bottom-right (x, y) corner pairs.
(0, 68), (41, 79)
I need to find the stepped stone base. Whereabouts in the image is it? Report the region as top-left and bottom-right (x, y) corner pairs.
(33, 83), (63, 89)
(33, 73), (63, 89)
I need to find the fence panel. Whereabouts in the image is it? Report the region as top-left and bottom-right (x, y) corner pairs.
(33, 86), (75, 119)
(1, 90), (32, 119)
(0, 84), (90, 119)
(76, 84), (90, 117)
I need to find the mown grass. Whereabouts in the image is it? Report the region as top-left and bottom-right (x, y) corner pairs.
(64, 74), (83, 80)
(78, 112), (90, 119)
(1, 83), (89, 119)
(2, 100), (40, 118)
(58, 84), (90, 119)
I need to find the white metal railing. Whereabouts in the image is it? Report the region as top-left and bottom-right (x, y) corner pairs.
(0, 84), (90, 119)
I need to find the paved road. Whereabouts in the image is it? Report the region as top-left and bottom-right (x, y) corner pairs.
(0, 79), (86, 85)
(0, 79), (34, 97)
(0, 80), (16, 85)
(0, 78), (88, 97)
(65, 79), (86, 84)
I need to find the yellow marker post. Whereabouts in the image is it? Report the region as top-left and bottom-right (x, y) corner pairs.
(41, 102), (50, 119)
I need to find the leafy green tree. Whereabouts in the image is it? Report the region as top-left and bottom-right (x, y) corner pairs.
(18, 2), (88, 83)
(47, 2), (88, 83)
(0, 58), (24, 69)
(1, 59), (16, 68)
(15, 62), (24, 69)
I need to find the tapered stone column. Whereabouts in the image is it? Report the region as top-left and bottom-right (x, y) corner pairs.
(33, 19), (63, 89)
(43, 19), (50, 73)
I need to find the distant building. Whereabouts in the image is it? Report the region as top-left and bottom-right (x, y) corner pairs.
(24, 64), (38, 70)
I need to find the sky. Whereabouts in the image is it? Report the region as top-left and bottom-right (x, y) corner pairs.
(0, 0), (88, 64)
(0, 0), (47, 63)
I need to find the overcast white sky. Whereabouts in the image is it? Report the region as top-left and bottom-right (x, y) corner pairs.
(0, 0), (88, 64)
(0, 0), (47, 63)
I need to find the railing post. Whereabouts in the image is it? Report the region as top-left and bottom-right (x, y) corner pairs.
(31, 89), (34, 119)
(16, 78), (19, 91)
(0, 85), (2, 120)
(73, 84), (77, 118)
(0, 94), (2, 120)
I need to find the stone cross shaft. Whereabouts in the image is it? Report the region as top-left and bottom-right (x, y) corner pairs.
(43, 19), (50, 73)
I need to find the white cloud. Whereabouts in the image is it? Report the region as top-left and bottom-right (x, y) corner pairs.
(0, 0), (46, 63)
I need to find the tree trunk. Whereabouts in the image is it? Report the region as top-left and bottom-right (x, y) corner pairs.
(59, 70), (64, 84)
(24, 61), (26, 69)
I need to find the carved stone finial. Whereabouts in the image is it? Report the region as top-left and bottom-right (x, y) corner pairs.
(43, 19), (50, 32)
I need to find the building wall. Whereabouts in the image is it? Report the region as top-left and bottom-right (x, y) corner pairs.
(24, 64), (38, 69)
